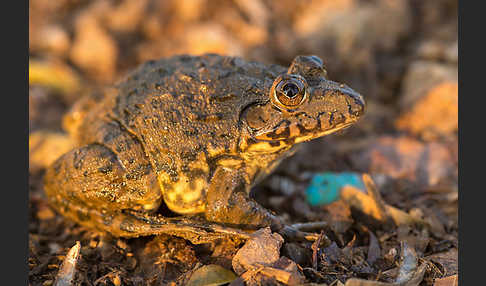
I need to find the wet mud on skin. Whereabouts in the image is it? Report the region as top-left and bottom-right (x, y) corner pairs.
(29, 0), (457, 285)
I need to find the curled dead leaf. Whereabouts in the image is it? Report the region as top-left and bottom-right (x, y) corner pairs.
(187, 264), (237, 286)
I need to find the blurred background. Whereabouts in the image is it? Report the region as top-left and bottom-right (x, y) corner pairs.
(29, 0), (457, 112)
(29, 0), (458, 284)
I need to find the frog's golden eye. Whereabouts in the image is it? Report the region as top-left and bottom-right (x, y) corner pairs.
(271, 75), (307, 110)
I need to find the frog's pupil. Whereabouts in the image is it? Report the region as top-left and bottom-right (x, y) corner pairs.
(283, 83), (299, 98)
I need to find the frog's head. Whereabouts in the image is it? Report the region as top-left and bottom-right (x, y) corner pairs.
(243, 55), (365, 151)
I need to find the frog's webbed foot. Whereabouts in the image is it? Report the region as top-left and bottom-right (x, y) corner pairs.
(277, 225), (331, 246)
(122, 210), (252, 244)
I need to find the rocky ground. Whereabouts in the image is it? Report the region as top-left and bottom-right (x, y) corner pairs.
(29, 0), (458, 285)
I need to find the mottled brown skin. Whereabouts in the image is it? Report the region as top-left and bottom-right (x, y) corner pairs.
(44, 54), (365, 243)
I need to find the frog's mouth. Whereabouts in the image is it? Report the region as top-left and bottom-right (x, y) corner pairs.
(251, 112), (359, 145)
(293, 121), (355, 144)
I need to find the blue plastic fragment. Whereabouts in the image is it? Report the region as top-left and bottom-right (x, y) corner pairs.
(305, 172), (366, 206)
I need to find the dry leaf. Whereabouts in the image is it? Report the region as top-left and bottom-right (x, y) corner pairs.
(232, 227), (283, 275)
(187, 264), (237, 286)
(433, 275), (458, 286)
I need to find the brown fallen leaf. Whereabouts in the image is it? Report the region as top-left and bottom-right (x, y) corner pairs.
(385, 205), (427, 228)
(340, 174), (394, 229)
(367, 230), (381, 265)
(232, 227), (283, 275)
(340, 174), (430, 230)
(425, 248), (458, 277)
(232, 228), (305, 285)
(433, 275), (458, 286)
(240, 261), (305, 286)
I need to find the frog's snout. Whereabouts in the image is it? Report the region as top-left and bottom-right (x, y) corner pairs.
(326, 81), (365, 120)
(349, 92), (365, 118)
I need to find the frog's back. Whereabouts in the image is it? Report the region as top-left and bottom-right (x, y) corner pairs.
(110, 54), (285, 157)
(79, 54), (286, 214)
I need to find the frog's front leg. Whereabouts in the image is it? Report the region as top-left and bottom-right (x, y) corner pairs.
(205, 167), (324, 242)
(205, 167), (285, 230)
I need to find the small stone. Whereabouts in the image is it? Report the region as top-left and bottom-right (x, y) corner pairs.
(396, 82), (458, 140)
(69, 4), (118, 82)
(399, 61), (457, 109)
(38, 25), (70, 55)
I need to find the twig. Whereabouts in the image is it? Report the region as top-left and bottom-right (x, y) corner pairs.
(291, 221), (329, 232)
(54, 241), (81, 286)
(311, 231), (325, 270)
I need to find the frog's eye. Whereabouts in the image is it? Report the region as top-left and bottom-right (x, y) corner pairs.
(271, 75), (307, 110)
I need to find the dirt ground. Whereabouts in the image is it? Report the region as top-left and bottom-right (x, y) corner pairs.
(29, 0), (458, 285)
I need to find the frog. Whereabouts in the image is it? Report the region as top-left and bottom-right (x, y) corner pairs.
(43, 54), (365, 244)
